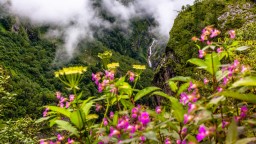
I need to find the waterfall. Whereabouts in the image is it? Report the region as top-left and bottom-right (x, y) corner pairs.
(148, 38), (156, 67)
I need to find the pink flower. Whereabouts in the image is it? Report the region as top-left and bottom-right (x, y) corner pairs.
(240, 105), (248, 118)
(222, 120), (229, 129)
(241, 65), (248, 73)
(229, 30), (235, 39)
(103, 118), (108, 126)
(156, 106), (161, 114)
(128, 71), (135, 82)
(204, 78), (209, 84)
(180, 92), (189, 105)
(188, 103), (196, 113)
(165, 138), (171, 144)
(210, 29), (220, 38)
(56, 91), (61, 99)
(198, 50), (206, 58)
(110, 111), (114, 119)
(59, 102), (64, 108)
(184, 114), (193, 124)
(188, 82), (196, 91)
(65, 102), (70, 108)
(98, 83), (104, 93)
(43, 108), (49, 117)
(196, 125), (208, 142)
(217, 87), (223, 92)
(105, 70), (114, 80)
(206, 40), (212, 45)
(57, 134), (64, 141)
(95, 103), (102, 112)
(139, 112), (150, 125)
(233, 60), (240, 67)
(109, 129), (120, 137)
(126, 125), (136, 133)
(40, 140), (47, 144)
(217, 47), (222, 53)
(140, 136), (146, 142)
(68, 138), (74, 144)
(223, 77), (228, 85)
(69, 94), (75, 102)
(131, 107), (138, 118)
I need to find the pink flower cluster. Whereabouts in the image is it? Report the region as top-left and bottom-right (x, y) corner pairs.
(99, 106), (151, 143)
(40, 134), (74, 144)
(92, 71), (117, 93)
(200, 26), (220, 43)
(56, 92), (75, 108)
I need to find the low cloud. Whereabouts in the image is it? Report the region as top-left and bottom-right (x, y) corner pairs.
(0, 0), (194, 59)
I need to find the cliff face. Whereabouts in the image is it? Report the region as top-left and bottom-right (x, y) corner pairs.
(153, 0), (256, 93)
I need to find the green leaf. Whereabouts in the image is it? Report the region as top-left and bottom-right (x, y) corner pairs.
(188, 58), (207, 69)
(225, 119), (238, 144)
(47, 106), (71, 118)
(118, 82), (132, 96)
(176, 82), (190, 97)
(120, 99), (134, 110)
(235, 138), (256, 144)
(220, 91), (256, 104)
(113, 111), (118, 125)
(151, 91), (185, 122)
(204, 52), (221, 75)
(231, 76), (256, 88)
(144, 131), (159, 142)
(134, 87), (161, 101)
(70, 110), (84, 130)
(87, 114), (98, 120)
(207, 96), (225, 106)
(216, 70), (229, 82)
(55, 120), (79, 136)
(168, 80), (178, 93)
(236, 46), (250, 51)
(169, 76), (191, 82)
(35, 116), (53, 123)
(81, 101), (94, 116)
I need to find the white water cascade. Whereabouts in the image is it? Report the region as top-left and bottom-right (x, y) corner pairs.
(148, 38), (156, 67)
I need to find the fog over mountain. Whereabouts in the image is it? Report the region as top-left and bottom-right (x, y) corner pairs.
(0, 0), (194, 58)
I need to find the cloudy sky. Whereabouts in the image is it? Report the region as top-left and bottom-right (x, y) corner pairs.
(0, 0), (194, 57)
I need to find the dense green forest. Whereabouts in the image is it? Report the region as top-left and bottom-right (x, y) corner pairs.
(0, 0), (256, 143)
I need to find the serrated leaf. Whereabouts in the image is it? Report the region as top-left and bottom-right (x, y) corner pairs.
(169, 76), (191, 82)
(188, 58), (207, 69)
(177, 82), (190, 97)
(35, 116), (53, 123)
(236, 46), (250, 51)
(168, 80), (178, 92)
(134, 87), (161, 101)
(220, 91), (256, 104)
(225, 119), (238, 144)
(231, 76), (256, 88)
(55, 120), (79, 136)
(47, 106), (71, 118)
(81, 101), (94, 116)
(70, 110), (84, 130)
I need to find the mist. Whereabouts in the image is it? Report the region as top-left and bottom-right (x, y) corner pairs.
(0, 0), (194, 59)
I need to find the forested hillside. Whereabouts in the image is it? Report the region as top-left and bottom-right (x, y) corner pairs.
(154, 0), (256, 92)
